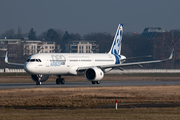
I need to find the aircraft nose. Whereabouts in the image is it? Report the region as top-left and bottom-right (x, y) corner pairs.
(24, 63), (35, 74)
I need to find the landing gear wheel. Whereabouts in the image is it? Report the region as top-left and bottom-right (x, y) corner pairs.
(56, 78), (65, 84)
(56, 78), (60, 84)
(91, 81), (101, 84)
(61, 78), (65, 84)
(96, 81), (101, 84)
(36, 82), (41, 85)
(92, 81), (96, 84)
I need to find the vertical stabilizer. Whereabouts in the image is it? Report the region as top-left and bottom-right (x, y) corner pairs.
(108, 24), (123, 55)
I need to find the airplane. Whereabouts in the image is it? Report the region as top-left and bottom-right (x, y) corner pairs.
(5, 24), (174, 85)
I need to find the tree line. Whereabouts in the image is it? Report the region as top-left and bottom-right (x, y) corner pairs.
(1, 27), (180, 69)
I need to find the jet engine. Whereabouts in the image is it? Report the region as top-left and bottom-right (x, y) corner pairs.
(85, 67), (104, 81)
(31, 75), (49, 82)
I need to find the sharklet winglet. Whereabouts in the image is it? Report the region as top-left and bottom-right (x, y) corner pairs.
(4, 50), (24, 66)
(5, 51), (8, 63)
(169, 47), (175, 60)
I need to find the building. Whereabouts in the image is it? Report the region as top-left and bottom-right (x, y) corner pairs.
(0, 39), (22, 58)
(22, 41), (56, 55)
(152, 32), (175, 68)
(0, 38), (58, 57)
(65, 40), (99, 53)
(141, 27), (168, 40)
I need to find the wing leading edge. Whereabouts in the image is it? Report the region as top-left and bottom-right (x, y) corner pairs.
(77, 48), (175, 71)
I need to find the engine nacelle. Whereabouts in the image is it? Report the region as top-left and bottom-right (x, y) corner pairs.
(85, 67), (104, 81)
(31, 75), (49, 82)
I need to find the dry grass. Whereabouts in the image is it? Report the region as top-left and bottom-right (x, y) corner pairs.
(1, 85), (180, 108)
(1, 78), (180, 120)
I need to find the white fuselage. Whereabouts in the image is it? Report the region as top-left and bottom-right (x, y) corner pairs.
(24, 53), (126, 75)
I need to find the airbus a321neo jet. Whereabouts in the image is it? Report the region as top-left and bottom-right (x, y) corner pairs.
(5, 24), (174, 85)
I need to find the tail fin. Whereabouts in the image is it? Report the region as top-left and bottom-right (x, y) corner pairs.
(108, 24), (123, 55)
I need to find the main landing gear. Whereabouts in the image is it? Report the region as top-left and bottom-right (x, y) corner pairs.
(91, 81), (101, 84)
(56, 75), (65, 84)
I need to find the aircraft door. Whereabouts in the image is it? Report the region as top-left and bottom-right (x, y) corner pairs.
(44, 56), (50, 67)
(66, 58), (70, 67)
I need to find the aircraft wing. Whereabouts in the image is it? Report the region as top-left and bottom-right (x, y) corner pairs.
(121, 55), (152, 61)
(77, 48), (174, 71)
(5, 51), (24, 66)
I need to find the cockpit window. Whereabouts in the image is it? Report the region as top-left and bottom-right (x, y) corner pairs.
(26, 59), (42, 62)
(30, 59), (36, 62)
(36, 59), (41, 62)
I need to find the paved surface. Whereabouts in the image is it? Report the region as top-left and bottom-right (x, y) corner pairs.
(1, 81), (180, 89)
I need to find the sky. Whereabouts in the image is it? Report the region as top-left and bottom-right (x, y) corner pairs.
(0, 0), (180, 36)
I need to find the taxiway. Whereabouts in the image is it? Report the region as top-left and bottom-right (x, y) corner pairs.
(1, 80), (180, 89)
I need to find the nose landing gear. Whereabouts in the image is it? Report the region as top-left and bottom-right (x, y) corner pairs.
(36, 75), (42, 85)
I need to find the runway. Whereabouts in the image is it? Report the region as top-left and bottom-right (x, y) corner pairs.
(1, 80), (180, 89)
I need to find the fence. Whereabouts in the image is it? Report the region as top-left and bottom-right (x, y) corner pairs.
(1, 68), (180, 74)
(0, 68), (26, 73)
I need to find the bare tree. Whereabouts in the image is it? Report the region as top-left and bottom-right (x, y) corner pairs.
(1, 29), (15, 39)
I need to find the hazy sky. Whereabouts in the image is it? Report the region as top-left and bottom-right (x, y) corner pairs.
(0, 0), (180, 36)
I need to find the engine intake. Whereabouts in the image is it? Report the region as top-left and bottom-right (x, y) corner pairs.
(85, 67), (104, 81)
